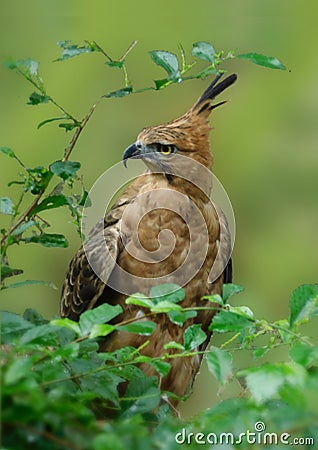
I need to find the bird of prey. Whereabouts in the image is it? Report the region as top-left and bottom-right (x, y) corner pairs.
(60, 72), (237, 405)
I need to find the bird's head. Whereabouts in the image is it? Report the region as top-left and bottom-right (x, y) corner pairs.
(123, 73), (237, 177)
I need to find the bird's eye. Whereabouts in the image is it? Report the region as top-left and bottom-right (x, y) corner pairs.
(158, 145), (174, 155)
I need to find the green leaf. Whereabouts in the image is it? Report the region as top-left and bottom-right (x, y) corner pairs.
(222, 283), (244, 303)
(23, 59), (39, 75)
(229, 305), (254, 320)
(120, 376), (161, 418)
(163, 341), (185, 351)
(117, 321), (156, 336)
(103, 86), (133, 98)
(240, 363), (306, 403)
(183, 324), (207, 351)
(25, 166), (53, 194)
(11, 220), (36, 236)
(237, 53), (286, 70)
(134, 355), (152, 364)
(23, 308), (47, 325)
(149, 360), (171, 377)
(150, 283), (185, 304)
(37, 116), (66, 129)
(201, 294), (224, 305)
(149, 50), (181, 81)
(50, 318), (81, 335)
(192, 41), (215, 63)
(78, 339), (99, 354)
(89, 323), (115, 339)
(279, 383), (307, 409)
(290, 342), (318, 367)
(210, 309), (253, 333)
(50, 160), (81, 180)
(243, 365), (285, 403)
(253, 347), (269, 359)
(150, 301), (182, 313)
(78, 189), (91, 207)
(32, 194), (69, 215)
(206, 347), (232, 384)
(70, 359), (123, 405)
(52, 342), (80, 359)
(4, 358), (33, 385)
(27, 92), (50, 105)
(0, 311), (33, 336)
(168, 309), (197, 326)
(125, 293), (154, 309)
(6, 279), (57, 289)
(20, 323), (59, 344)
(93, 435), (123, 450)
(105, 60), (125, 69)
(289, 284), (318, 327)
(1, 196), (14, 215)
(1, 264), (23, 280)
(153, 78), (170, 90)
(7, 58), (46, 92)
(153, 78), (171, 91)
(79, 303), (123, 336)
(7, 180), (24, 187)
(58, 122), (81, 132)
(25, 233), (68, 248)
(55, 40), (96, 61)
(6, 59), (18, 70)
(1, 146), (16, 158)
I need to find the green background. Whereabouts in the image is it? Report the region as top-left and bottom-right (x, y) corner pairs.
(1, 1), (317, 415)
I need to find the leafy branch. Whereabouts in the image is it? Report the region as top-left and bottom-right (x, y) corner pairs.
(1, 40), (286, 291)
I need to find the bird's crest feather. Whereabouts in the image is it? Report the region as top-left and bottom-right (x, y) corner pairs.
(192, 73), (237, 115)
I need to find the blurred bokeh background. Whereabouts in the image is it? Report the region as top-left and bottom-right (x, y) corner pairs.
(1, 1), (317, 416)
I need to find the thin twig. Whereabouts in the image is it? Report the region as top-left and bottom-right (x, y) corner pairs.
(63, 98), (100, 161)
(123, 65), (131, 87)
(9, 190), (25, 228)
(178, 42), (186, 71)
(15, 67), (43, 93)
(40, 349), (201, 388)
(120, 40), (138, 61)
(1, 192), (44, 246)
(91, 40), (113, 62)
(220, 332), (241, 349)
(48, 96), (78, 123)
(132, 86), (156, 94)
(114, 305), (220, 328)
(35, 214), (51, 228)
(15, 63), (79, 123)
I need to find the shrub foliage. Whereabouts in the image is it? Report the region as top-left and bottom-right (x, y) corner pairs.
(2, 284), (318, 448)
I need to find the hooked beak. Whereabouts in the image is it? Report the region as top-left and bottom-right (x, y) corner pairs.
(122, 143), (141, 168)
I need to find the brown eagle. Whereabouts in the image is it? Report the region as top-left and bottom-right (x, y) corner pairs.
(60, 72), (237, 405)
